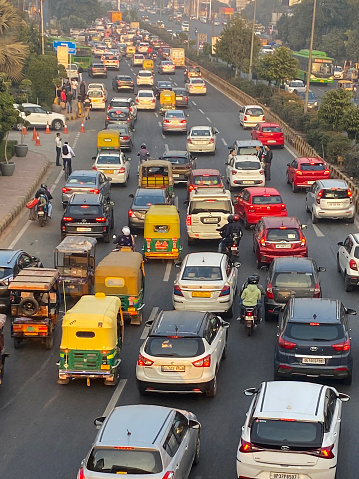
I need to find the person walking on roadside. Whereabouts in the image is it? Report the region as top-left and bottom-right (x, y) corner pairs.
(60, 88), (66, 104)
(62, 141), (75, 176)
(79, 80), (86, 103)
(55, 132), (62, 166)
(71, 78), (78, 99)
(83, 94), (92, 120)
(264, 145), (273, 181)
(64, 80), (71, 94)
(66, 90), (73, 113)
(77, 65), (83, 83)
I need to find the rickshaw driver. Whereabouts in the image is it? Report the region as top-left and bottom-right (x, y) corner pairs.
(113, 226), (136, 251)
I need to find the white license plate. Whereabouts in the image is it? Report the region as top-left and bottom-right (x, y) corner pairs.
(275, 244), (291, 248)
(302, 357), (326, 365)
(270, 474), (299, 479)
(161, 365), (185, 372)
(267, 140), (276, 143)
(329, 202), (341, 206)
(231, 247), (238, 251)
(38, 211), (44, 216)
(173, 174), (179, 177)
(307, 181), (315, 185)
(242, 180), (254, 184)
(77, 227), (92, 232)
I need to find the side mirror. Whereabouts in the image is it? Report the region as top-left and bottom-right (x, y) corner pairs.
(301, 224), (307, 229)
(225, 162), (228, 165)
(318, 266), (326, 272)
(189, 419), (200, 429)
(94, 416), (106, 428)
(145, 319), (154, 327)
(92, 156), (96, 160)
(337, 241), (344, 246)
(128, 193), (134, 198)
(346, 308), (357, 315)
(287, 163), (290, 167)
(174, 261), (182, 268)
(233, 199), (238, 205)
(338, 392), (350, 402)
(183, 200), (189, 205)
(244, 387), (257, 396)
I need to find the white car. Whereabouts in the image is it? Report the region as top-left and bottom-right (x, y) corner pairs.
(92, 150), (130, 185)
(137, 41), (149, 53)
(185, 78), (207, 95)
(187, 126), (218, 154)
(132, 53), (145, 66)
(87, 82), (108, 101)
(135, 89), (156, 110)
(173, 252), (238, 317)
(333, 66), (344, 79)
(226, 154), (265, 190)
(239, 104), (265, 129)
(15, 102), (66, 131)
(236, 381), (350, 479)
(136, 69), (154, 86)
(284, 79), (306, 93)
(136, 310), (229, 396)
(181, 21), (189, 31)
(87, 89), (106, 110)
(337, 233), (359, 291)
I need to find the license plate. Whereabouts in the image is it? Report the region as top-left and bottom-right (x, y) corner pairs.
(242, 180), (254, 184)
(104, 170), (114, 174)
(329, 202), (341, 206)
(161, 365), (185, 372)
(302, 357), (326, 365)
(270, 474), (299, 479)
(231, 247), (238, 251)
(38, 211), (44, 216)
(275, 244), (291, 248)
(77, 227), (92, 232)
(27, 326), (35, 332)
(192, 291), (211, 297)
(177, 96), (183, 99)
(202, 217), (219, 224)
(173, 174), (179, 177)
(267, 140), (276, 143)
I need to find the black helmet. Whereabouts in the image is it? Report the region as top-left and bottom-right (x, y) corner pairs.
(141, 143), (146, 149)
(227, 214), (234, 223)
(248, 274), (260, 285)
(41, 183), (47, 189)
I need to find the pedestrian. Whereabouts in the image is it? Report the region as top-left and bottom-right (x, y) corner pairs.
(77, 65), (83, 83)
(62, 141), (75, 175)
(79, 80), (86, 103)
(66, 90), (73, 113)
(60, 88), (66, 103)
(227, 148), (235, 162)
(83, 94), (92, 120)
(55, 132), (62, 166)
(264, 145), (273, 181)
(71, 78), (78, 99)
(56, 85), (62, 104)
(64, 80), (71, 94)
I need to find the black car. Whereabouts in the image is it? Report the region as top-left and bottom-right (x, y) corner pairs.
(264, 256), (326, 320)
(61, 193), (114, 242)
(112, 75), (134, 92)
(159, 150), (196, 184)
(172, 87), (189, 108)
(105, 107), (135, 130)
(0, 249), (42, 311)
(89, 63), (107, 78)
(153, 80), (173, 98)
(274, 297), (356, 384)
(128, 188), (172, 230)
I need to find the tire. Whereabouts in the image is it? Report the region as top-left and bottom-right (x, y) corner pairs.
(104, 369), (119, 386)
(337, 254), (341, 273)
(347, 216), (355, 223)
(305, 200), (310, 213)
(206, 374), (217, 397)
(243, 215), (250, 230)
(344, 273), (353, 292)
(57, 378), (70, 385)
(225, 304), (233, 318)
(256, 251), (263, 270)
(19, 297), (39, 315)
(292, 181), (299, 193)
(247, 325), (253, 336)
(193, 437), (200, 465)
(187, 235), (195, 246)
(104, 232), (111, 243)
(52, 120), (63, 130)
(137, 381), (149, 396)
(343, 371), (352, 385)
(311, 210), (318, 224)
(45, 335), (54, 349)
(13, 337), (22, 349)
(39, 216), (45, 227)
(286, 175), (291, 185)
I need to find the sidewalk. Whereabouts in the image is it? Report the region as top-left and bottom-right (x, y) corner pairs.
(0, 151), (50, 236)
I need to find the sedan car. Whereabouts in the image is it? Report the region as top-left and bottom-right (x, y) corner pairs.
(136, 310), (229, 396)
(185, 78), (206, 95)
(136, 69), (154, 86)
(61, 170), (111, 208)
(187, 126), (218, 154)
(87, 83), (108, 101)
(159, 150), (196, 183)
(157, 60), (175, 74)
(187, 168), (224, 199)
(173, 252), (239, 317)
(184, 66), (202, 81)
(106, 123), (134, 151)
(87, 89), (106, 110)
(135, 89), (156, 110)
(112, 74), (134, 92)
(105, 107), (134, 130)
(226, 154), (265, 190)
(153, 80), (173, 98)
(162, 109), (187, 134)
(173, 87), (189, 107)
(128, 188), (172, 230)
(107, 97), (137, 119)
(132, 53), (145, 66)
(100, 52), (119, 70)
(89, 63), (107, 78)
(15, 103), (66, 131)
(251, 122), (284, 147)
(92, 149), (130, 185)
(284, 79), (306, 93)
(286, 156), (330, 192)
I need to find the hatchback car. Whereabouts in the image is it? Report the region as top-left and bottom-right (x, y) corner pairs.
(158, 60), (175, 74)
(92, 149), (130, 185)
(153, 80), (173, 98)
(87, 89), (106, 110)
(234, 187), (287, 229)
(185, 78), (206, 95)
(61, 170), (111, 208)
(136, 69), (154, 86)
(226, 154), (265, 190)
(337, 233), (359, 291)
(128, 188), (172, 230)
(89, 63), (107, 78)
(172, 87), (189, 107)
(132, 53), (145, 66)
(135, 89), (156, 110)
(187, 126), (218, 154)
(236, 381), (350, 479)
(187, 168), (224, 199)
(284, 79), (306, 93)
(100, 52), (119, 70)
(106, 123), (134, 151)
(286, 157), (330, 192)
(231, 139), (265, 159)
(159, 150), (196, 183)
(112, 74), (134, 92)
(275, 297), (356, 384)
(162, 109), (187, 134)
(107, 97), (137, 119)
(173, 252), (238, 317)
(251, 122), (284, 147)
(15, 103), (66, 131)
(264, 256), (326, 320)
(306, 179), (355, 223)
(137, 310), (229, 396)
(295, 89), (318, 110)
(239, 104), (265, 129)
(61, 193), (114, 242)
(78, 404), (200, 479)
(105, 107), (134, 129)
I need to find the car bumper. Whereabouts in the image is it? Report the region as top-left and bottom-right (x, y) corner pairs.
(59, 368), (117, 380)
(137, 81), (154, 86)
(231, 178), (265, 187)
(187, 230), (221, 240)
(175, 100), (189, 107)
(62, 226), (110, 238)
(258, 249), (308, 264)
(129, 216), (145, 228)
(136, 377), (215, 393)
(173, 295), (232, 312)
(313, 205), (355, 219)
(137, 102), (156, 110)
(116, 85), (134, 91)
(274, 360), (352, 381)
(242, 120), (264, 128)
(188, 88), (206, 95)
(187, 143), (215, 152)
(90, 103), (105, 110)
(163, 124), (187, 132)
(91, 72), (107, 77)
(260, 138), (284, 146)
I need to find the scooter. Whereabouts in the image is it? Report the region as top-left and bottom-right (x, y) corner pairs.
(36, 195), (48, 227)
(224, 232), (241, 260)
(242, 305), (258, 336)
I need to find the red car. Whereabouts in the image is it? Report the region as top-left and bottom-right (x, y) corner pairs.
(233, 187), (288, 229)
(251, 122), (284, 147)
(253, 216), (308, 268)
(286, 157), (330, 192)
(187, 168), (224, 199)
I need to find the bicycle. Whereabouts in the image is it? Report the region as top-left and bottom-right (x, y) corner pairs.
(63, 159), (70, 180)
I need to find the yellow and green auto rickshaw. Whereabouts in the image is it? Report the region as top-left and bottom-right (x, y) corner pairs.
(126, 45), (136, 58)
(97, 129), (120, 152)
(159, 90), (176, 115)
(143, 58), (154, 72)
(138, 159), (174, 197)
(58, 293), (124, 386)
(337, 79), (357, 93)
(143, 204), (181, 260)
(94, 251), (145, 325)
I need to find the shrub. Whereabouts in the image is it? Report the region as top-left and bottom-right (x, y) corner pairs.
(0, 139), (17, 162)
(343, 147), (359, 178)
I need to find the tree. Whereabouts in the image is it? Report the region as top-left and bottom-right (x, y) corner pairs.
(49, 0), (108, 24)
(318, 28), (347, 63)
(342, 105), (359, 141)
(24, 54), (59, 107)
(242, 0), (284, 27)
(215, 16), (260, 77)
(0, 78), (20, 162)
(256, 47), (297, 88)
(318, 89), (353, 131)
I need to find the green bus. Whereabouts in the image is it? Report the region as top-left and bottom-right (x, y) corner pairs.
(72, 46), (92, 70)
(292, 50), (334, 84)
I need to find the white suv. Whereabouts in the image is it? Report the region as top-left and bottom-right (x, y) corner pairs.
(15, 103), (66, 130)
(236, 381), (350, 479)
(337, 233), (359, 291)
(239, 104), (265, 129)
(226, 154), (265, 190)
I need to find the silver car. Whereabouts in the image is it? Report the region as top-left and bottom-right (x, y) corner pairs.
(61, 170), (111, 208)
(78, 404), (200, 479)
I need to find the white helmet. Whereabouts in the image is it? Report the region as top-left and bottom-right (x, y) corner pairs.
(122, 226), (131, 235)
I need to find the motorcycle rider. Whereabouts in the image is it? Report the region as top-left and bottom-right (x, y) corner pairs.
(239, 274), (262, 323)
(113, 226), (136, 251)
(137, 143), (150, 163)
(217, 214), (243, 253)
(35, 183), (53, 219)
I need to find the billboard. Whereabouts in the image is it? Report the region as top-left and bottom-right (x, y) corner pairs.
(57, 45), (69, 68)
(53, 40), (76, 55)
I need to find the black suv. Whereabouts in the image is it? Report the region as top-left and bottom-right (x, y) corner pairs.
(0, 249), (42, 311)
(112, 75), (134, 93)
(105, 107), (134, 130)
(274, 297), (356, 384)
(61, 193), (114, 242)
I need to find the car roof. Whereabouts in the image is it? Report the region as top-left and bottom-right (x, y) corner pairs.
(152, 310), (207, 336)
(315, 179), (349, 188)
(68, 170), (98, 178)
(97, 149), (122, 156)
(190, 126), (211, 131)
(260, 123), (281, 128)
(289, 298), (340, 324)
(192, 168), (221, 175)
(21, 103), (41, 108)
(69, 193), (102, 205)
(255, 381), (326, 421)
(272, 256), (316, 272)
(135, 188), (166, 196)
(296, 157), (325, 164)
(244, 104), (263, 109)
(350, 233), (359, 244)
(262, 216), (301, 228)
(184, 252), (225, 267)
(0, 249), (22, 266)
(234, 140), (263, 147)
(233, 155), (260, 162)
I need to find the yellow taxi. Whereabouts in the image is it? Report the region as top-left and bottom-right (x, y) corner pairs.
(88, 89), (106, 110)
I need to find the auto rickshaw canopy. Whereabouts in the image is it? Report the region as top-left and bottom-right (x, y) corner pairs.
(54, 235), (97, 254)
(144, 204), (180, 237)
(337, 80), (355, 90)
(60, 294), (121, 351)
(97, 129), (120, 151)
(9, 268), (59, 291)
(94, 251), (144, 296)
(138, 159), (174, 189)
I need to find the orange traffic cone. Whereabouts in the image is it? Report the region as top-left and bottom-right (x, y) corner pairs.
(35, 134), (41, 146)
(32, 127), (37, 141)
(63, 122), (68, 134)
(45, 122), (50, 134)
(80, 120), (85, 133)
(22, 125), (27, 136)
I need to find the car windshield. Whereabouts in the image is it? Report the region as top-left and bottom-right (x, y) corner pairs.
(0, 267), (12, 280)
(246, 108), (263, 116)
(321, 189), (349, 199)
(145, 337), (205, 357)
(164, 156), (188, 164)
(134, 194), (164, 206)
(182, 265), (223, 281)
(191, 129), (210, 137)
(266, 228), (300, 242)
(87, 448), (162, 474)
(174, 89), (186, 95)
(139, 92), (153, 97)
(252, 195), (282, 205)
(285, 322), (344, 342)
(189, 199), (231, 214)
(96, 155), (123, 165)
(262, 127), (282, 133)
(273, 272), (315, 288)
(234, 161), (260, 170)
(193, 175), (221, 186)
(237, 147), (258, 155)
(300, 163), (325, 171)
(67, 205), (101, 216)
(251, 419), (323, 450)
(68, 176), (96, 185)
(89, 91), (103, 98)
(192, 79), (204, 84)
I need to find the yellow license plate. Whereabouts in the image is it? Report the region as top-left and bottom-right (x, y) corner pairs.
(192, 291), (211, 298)
(101, 364), (111, 370)
(105, 170), (114, 174)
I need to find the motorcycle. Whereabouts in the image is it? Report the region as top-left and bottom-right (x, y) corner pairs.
(112, 234), (136, 252)
(36, 195), (48, 227)
(224, 232), (241, 260)
(242, 305), (258, 336)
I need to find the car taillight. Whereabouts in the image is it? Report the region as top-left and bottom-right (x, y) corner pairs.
(96, 217), (106, 222)
(318, 444), (335, 459)
(314, 283), (321, 297)
(180, 119), (186, 123)
(244, 115), (248, 121)
(260, 237), (266, 245)
(162, 472), (174, 479)
(173, 284), (183, 296)
(219, 285), (230, 296)
(122, 136), (130, 140)
(296, 170), (303, 175)
(332, 338), (350, 351)
(316, 189), (323, 204)
(281, 204), (287, 211)
(63, 217), (73, 222)
(89, 189), (100, 194)
(239, 439), (253, 453)
(164, 119), (170, 123)
(260, 169), (264, 175)
(152, 98), (156, 102)
(301, 237), (306, 245)
(106, 116), (110, 120)
(209, 138), (214, 143)
(127, 117), (130, 121)
(192, 354), (211, 367)
(77, 467), (86, 479)
(324, 169), (330, 175)
(136, 98), (139, 103)
(278, 336), (296, 350)
(128, 209), (134, 217)
(62, 187), (71, 193)
(189, 185), (195, 191)
(137, 353), (154, 366)
(92, 165), (97, 170)
(349, 259), (358, 271)
(118, 167), (125, 173)
(266, 282), (274, 299)
(187, 138), (193, 144)
(231, 170), (237, 175)
(186, 215), (191, 226)
(248, 205), (255, 213)
(107, 105), (111, 111)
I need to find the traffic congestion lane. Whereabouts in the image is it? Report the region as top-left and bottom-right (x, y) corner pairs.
(0, 56), (359, 479)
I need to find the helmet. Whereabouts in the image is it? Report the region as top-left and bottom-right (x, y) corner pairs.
(232, 214), (240, 222)
(248, 274), (260, 285)
(122, 226), (131, 235)
(41, 183), (47, 189)
(227, 214), (234, 223)
(141, 143), (146, 149)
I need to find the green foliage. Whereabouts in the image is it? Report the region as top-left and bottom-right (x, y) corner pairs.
(318, 28), (347, 63)
(343, 146), (359, 177)
(256, 47), (297, 87)
(60, 15), (87, 33)
(318, 89), (354, 131)
(0, 139), (16, 162)
(24, 54), (59, 107)
(0, 84), (19, 143)
(49, 0), (106, 24)
(325, 134), (352, 163)
(17, 22), (41, 55)
(342, 106), (359, 141)
(122, 9), (139, 22)
(242, 0), (284, 27)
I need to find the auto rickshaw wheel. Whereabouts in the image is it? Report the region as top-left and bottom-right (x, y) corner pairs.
(57, 378), (70, 385)
(104, 369), (119, 386)
(19, 297), (39, 315)
(45, 335), (54, 349)
(13, 337), (22, 349)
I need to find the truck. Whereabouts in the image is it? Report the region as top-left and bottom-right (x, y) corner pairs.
(130, 22), (140, 29)
(170, 48), (185, 68)
(108, 11), (122, 22)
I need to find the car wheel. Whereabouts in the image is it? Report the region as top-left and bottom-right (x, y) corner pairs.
(343, 371), (353, 385)
(286, 174), (291, 185)
(187, 235), (195, 246)
(337, 254), (341, 273)
(344, 272), (353, 292)
(206, 374), (217, 397)
(243, 215), (250, 230)
(13, 338), (22, 349)
(292, 181), (299, 193)
(305, 200), (310, 213)
(193, 437), (200, 465)
(347, 216), (355, 223)
(256, 251), (263, 270)
(137, 381), (149, 396)
(225, 303), (233, 318)
(45, 335), (54, 349)
(104, 232), (111, 243)
(52, 120), (63, 130)
(311, 210), (318, 224)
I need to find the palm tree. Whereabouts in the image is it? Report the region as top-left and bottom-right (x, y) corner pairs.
(0, 0), (28, 80)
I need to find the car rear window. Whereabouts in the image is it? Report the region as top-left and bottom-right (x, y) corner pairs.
(134, 194), (165, 206)
(145, 337), (205, 357)
(110, 100), (130, 108)
(182, 265), (223, 281)
(189, 199), (232, 214)
(67, 205), (101, 216)
(192, 79), (204, 84)
(87, 448), (162, 474)
(68, 176), (96, 185)
(119, 76), (132, 81)
(285, 322), (344, 342)
(262, 127), (282, 133)
(0, 267), (12, 280)
(165, 156), (188, 164)
(108, 110), (128, 119)
(266, 228), (300, 241)
(166, 112), (183, 119)
(251, 419), (323, 450)
(191, 129), (210, 136)
(234, 160), (260, 170)
(321, 189), (349, 199)
(139, 71), (152, 77)
(174, 89), (186, 95)
(89, 91), (103, 98)
(193, 175), (221, 186)
(237, 147), (258, 155)
(273, 272), (314, 288)
(96, 155), (123, 165)
(252, 195), (282, 205)
(139, 91), (153, 97)
(300, 163), (325, 171)
(92, 64), (105, 68)
(245, 108), (263, 116)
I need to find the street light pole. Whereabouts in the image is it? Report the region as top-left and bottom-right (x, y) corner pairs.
(248, 0), (257, 82)
(40, 0), (44, 55)
(305, 0), (317, 114)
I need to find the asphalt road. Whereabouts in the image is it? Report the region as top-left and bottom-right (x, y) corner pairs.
(1, 54), (359, 479)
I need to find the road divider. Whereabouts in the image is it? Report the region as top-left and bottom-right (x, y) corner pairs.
(140, 306), (159, 340)
(102, 379), (127, 417)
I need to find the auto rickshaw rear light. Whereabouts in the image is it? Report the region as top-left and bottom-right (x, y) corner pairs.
(96, 217), (106, 222)
(138, 353), (154, 366)
(266, 282), (274, 299)
(63, 217), (73, 222)
(186, 215), (191, 226)
(192, 354), (211, 367)
(12, 324), (22, 330)
(173, 284), (183, 296)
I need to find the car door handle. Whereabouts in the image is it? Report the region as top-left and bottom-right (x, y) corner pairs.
(185, 445), (189, 450)
(176, 464), (180, 470)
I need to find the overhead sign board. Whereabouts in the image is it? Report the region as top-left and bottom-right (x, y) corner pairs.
(198, 33), (207, 42)
(53, 40), (76, 55)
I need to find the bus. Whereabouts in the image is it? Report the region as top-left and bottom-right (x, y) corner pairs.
(72, 46), (92, 70)
(292, 50), (334, 84)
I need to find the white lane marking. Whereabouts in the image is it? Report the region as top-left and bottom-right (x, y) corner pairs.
(284, 144), (297, 158)
(312, 224), (324, 237)
(163, 261), (172, 281)
(221, 138), (228, 146)
(158, 121), (162, 127)
(199, 108), (204, 114)
(205, 116), (212, 123)
(72, 132), (80, 149)
(354, 218), (359, 229)
(102, 379), (127, 417)
(155, 112), (158, 118)
(140, 306), (159, 339)
(174, 82), (177, 86)
(165, 143), (169, 151)
(161, 133), (165, 139)
(191, 101), (197, 106)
